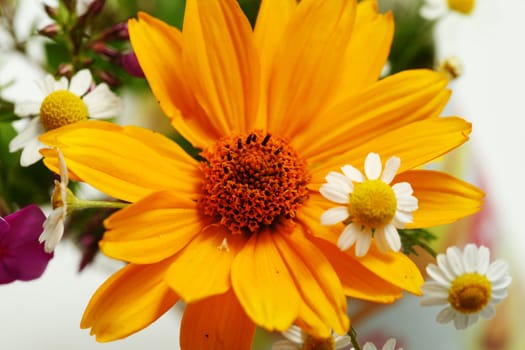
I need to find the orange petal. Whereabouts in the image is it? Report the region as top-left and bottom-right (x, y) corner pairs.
(297, 70), (450, 163)
(129, 13), (217, 148)
(165, 225), (246, 303)
(335, 0), (394, 99)
(275, 226), (349, 337)
(182, 0), (260, 135)
(180, 290), (255, 350)
(266, 0), (356, 139)
(395, 170), (485, 227)
(231, 229), (301, 332)
(349, 244), (424, 296)
(311, 236), (404, 303)
(253, 0), (296, 130)
(40, 120), (200, 203)
(310, 116), (471, 187)
(80, 260), (179, 342)
(100, 191), (203, 263)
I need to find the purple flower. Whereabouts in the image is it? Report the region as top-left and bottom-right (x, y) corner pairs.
(120, 52), (145, 78)
(0, 205), (53, 284)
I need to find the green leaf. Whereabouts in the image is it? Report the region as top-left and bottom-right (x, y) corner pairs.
(399, 228), (437, 257)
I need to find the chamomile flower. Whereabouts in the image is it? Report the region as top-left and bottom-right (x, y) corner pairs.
(9, 69), (120, 166)
(421, 244), (511, 330)
(272, 325), (351, 350)
(320, 153), (418, 257)
(362, 338), (402, 350)
(39, 148), (70, 253)
(420, 0), (476, 20)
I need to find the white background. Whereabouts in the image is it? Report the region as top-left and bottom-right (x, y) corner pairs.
(1, 0), (525, 349)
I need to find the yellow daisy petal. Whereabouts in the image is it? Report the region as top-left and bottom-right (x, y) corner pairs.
(80, 260), (178, 342)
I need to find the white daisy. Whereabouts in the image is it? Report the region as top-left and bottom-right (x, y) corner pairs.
(319, 152), (418, 257)
(420, 244), (512, 330)
(9, 69), (121, 166)
(362, 338), (403, 350)
(420, 0), (476, 20)
(39, 148), (70, 253)
(272, 325), (351, 350)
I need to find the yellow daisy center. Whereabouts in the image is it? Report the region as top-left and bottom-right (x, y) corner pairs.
(348, 179), (397, 228)
(40, 90), (88, 131)
(302, 335), (335, 350)
(447, 0), (475, 15)
(199, 131), (310, 235)
(448, 273), (492, 313)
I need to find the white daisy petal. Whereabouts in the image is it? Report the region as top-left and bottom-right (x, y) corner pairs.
(420, 1), (447, 20)
(320, 207), (349, 225)
(491, 275), (512, 291)
(381, 156), (400, 184)
(373, 227), (390, 253)
(453, 313), (469, 330)
(20, 138), (47, 167)
(54, 76), (68, 91)
(9, 117), (43, 152)
(393, 210), (413, 227)
(436, 253), (456, 282)
(426, 264), (451, 286)
(392, 182), (413, 197)
(479, 305), (495, 319)
(341, 164), (364, 183)
(395, 195), (418, 211)
(325, 171), (353, 194)
(354, 230), (372, 257)
(83, 83), (121, 119)
(271, 340), (299, 350)
(39, 74), (59, 95)
(337, 223), (359, 251)
(436, 306), (455, 324)
(40, 209), (65, 253)
(463, 243), (478, 273)
(68, 69), (93, 96)
(446, 245), (465, 275)
(14, 100), (42, 117)
(486, 259), (509, 281)
(364, 152), (382, 180)
(466, 314), (479, 328)
(383, 224), (401, 252)
(320, 184), (350, 204)
(281, 325), (304, 344)
(334, 334), (351, 348)
(477, 246), (490, 275)
(383, 338), (397, 350)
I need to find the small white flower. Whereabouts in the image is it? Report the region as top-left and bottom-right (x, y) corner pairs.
(420, 0), (476, 20)
(421, 244), (512, 330)
(361, 338), (402, 350)
(320, 152), (418, 257)
(272, 325), (351, 350)
(39, 148), (69, 253)
(9, 69), (120, 166)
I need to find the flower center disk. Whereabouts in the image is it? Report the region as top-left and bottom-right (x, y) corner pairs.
(448, 273), (492, 313)
(348, 179), (397, 228)
(40, 90), (88, 131)
(199, 131), (310, 235)
(447, 0), (475, 14)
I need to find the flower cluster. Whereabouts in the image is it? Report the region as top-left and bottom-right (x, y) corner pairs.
(0, 0), (510, 349)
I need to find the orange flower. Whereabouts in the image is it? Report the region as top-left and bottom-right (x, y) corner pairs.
(40, 0), (483, 348)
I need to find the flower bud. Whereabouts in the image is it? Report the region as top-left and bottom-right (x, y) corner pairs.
(120, 52), (145, 78)
(38, 23), (59, 38)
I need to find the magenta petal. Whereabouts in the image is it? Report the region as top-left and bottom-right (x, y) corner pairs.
(120, 52), (145, 78)
(0, 205), (53, 283)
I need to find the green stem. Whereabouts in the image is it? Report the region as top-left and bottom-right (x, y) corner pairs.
(349, 327), (361, 350)
(69, 199), (128, 210)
